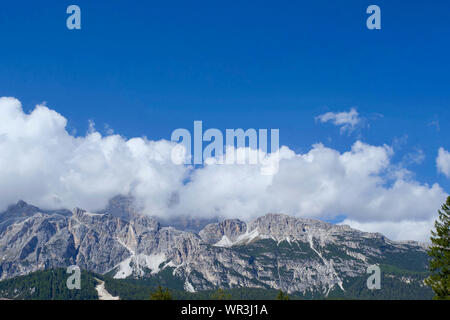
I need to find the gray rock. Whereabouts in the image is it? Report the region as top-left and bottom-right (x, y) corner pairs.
(0, 204), (429, 295)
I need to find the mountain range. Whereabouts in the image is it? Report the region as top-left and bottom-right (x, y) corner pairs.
(0, 197), (433, 299)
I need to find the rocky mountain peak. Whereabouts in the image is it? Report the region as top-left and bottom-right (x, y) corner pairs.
(15, 200), (29, 208)
(5, 200), (40, 216)
(243, 213), (334, 244)
(0, 199), (431, 295)
(199, 219), (247, 244)
(0, 201), (43, 233)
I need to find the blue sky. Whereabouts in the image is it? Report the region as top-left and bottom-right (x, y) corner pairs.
(0, 0), (449, 234)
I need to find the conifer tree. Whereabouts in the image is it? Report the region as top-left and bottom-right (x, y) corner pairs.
(425, 196), (450, 299)
(149, 285), (173, 300)
(210, 288), (232, 300)
(275, 289), (290, 300)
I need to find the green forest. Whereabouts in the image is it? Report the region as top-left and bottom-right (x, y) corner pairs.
(0, 269), (98, 300)
(0, 266), (434, 300)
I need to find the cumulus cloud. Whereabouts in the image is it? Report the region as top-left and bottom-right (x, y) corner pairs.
(437, 147), (450, 177)
(316, 108), (361, 134)
(340, 219), (435, 244)
(173, 141), (446, 242)
(0, 97), (447, 242)
(0, 97), (188, 214)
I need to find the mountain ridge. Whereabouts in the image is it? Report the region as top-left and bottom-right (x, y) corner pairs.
(0, 199), (431, 296)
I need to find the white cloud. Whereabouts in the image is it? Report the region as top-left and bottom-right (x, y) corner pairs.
(340, 219), (434, 243)
(172, 141), (445, 242)
(437, 147), (450, 177)
(316, 108), (361, 134)
(402, 148), (425, 166)
(0, 97), (188, 214)
(0, 97), (446, 242)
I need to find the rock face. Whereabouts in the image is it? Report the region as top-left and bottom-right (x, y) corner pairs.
(199, 219), (247, 245)
(0, 201), (429, 295)
(0, 201), (71, 233)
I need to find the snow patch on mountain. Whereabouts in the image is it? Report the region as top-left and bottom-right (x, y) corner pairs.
(235, 227), (260, 244)
(213, 235), (233, 247)
(213, 227), (262, 247)
(113, 253), (166, 279)
(184, 279), (196, 293)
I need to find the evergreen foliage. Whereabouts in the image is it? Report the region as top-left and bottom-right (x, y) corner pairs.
(149, 285), (173, 300)
(425, 196), (450, 299)
(210, 288), (232, 300)
(275, 290), (290, 300)
(0, 269), (98, 300)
